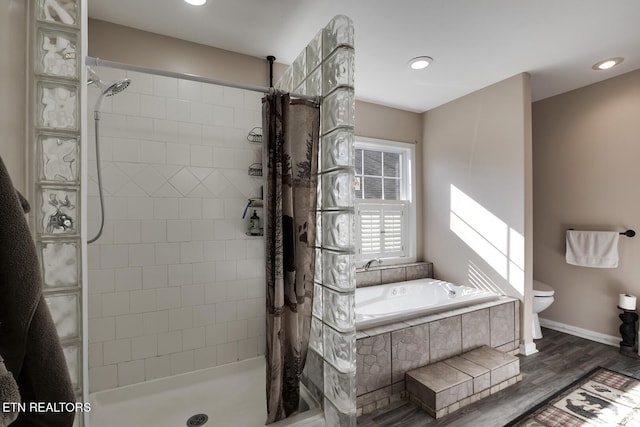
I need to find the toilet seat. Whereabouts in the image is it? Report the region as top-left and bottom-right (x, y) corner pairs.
(533, 280), (554, 297)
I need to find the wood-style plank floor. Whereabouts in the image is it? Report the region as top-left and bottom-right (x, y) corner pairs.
(357, 328), (640, 426)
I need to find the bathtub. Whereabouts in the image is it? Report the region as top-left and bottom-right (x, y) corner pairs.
(355, 278), (501, 329)
(89, 357), (323, 427)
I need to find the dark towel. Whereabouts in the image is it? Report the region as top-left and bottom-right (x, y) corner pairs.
(0, 356), (20, 426)
(0, 156), (75, 426)
(16, 190), (30, 214)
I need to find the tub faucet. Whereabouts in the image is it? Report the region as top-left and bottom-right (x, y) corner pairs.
(363, 258), (382, 271)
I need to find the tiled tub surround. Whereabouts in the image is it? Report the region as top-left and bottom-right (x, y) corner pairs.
(355, 297), (520, 416)
(86, 72), (266, 392)
(356, 262), (433, 288)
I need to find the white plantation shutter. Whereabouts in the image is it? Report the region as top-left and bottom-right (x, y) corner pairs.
(356, 202), (407, 258)
(383, 209), (403, 253)
(359, 209), (381, 254)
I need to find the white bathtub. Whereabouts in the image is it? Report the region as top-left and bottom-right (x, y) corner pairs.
(89, 357), (323, 427)
(355, 278), (501, 329)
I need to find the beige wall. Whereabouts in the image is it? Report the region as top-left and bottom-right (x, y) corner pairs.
(89, 19), (287, 88)
(423, 73), (533, 347)
(355, 101), (422, 144)
(355, 100), (424, 260)
(0, 1), (27, 194)
(533, 69), (640, 338)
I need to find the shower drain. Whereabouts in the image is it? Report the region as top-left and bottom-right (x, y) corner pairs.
(186, 414), (208, 426)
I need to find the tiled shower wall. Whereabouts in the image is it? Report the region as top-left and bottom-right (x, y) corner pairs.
(356, 262), (433, 287)
(86, 71), (266, 392)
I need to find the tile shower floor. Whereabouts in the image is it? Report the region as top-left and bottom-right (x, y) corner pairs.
(358, 328), (640, 426)
(90, 356), (322, 427)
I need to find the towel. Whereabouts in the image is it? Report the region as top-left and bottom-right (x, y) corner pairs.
(0, 156), (75, 426)
(566, 230), (620, 268)
(0, 355), (20, 427)
(16, 190), (30, 214)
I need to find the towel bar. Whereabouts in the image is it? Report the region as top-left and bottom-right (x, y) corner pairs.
(567, 228), (635, 237)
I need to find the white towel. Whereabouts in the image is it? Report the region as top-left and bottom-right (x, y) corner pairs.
(566, 230), (620, 268)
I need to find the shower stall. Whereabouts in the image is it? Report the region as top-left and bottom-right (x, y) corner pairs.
(28, 1), (356, 425)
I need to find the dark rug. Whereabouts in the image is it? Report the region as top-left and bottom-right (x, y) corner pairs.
(506, 367), (640, 426)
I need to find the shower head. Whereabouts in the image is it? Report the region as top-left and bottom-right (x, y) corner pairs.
(88, 67), (130, 95)
(105, 79), (131, 96)
(87, 67), (131, 113)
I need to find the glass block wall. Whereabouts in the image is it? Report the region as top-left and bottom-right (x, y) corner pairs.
(30, 1), (85, 426)
(275, 15), (356, 426)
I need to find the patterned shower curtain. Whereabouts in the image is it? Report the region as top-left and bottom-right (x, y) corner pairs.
(263, 92), (319, 424)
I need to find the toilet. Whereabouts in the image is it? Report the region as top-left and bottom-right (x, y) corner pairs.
(532, 280), (555, 339)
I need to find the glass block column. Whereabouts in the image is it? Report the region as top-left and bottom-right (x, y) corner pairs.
(30, 1), (85, 426)
(275, 15), (356, 426)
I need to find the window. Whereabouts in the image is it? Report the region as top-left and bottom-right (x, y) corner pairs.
(354, 138), (415, 265)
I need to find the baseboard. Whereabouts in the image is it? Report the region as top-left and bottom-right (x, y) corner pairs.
(539, 318), (619, 347)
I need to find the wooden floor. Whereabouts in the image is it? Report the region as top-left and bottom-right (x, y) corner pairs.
(357, 328), (640, 426)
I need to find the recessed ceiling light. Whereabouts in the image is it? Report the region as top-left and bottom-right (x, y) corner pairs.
(592, 57), (624, 70)
(409, 56), (433, 70)
(184, 0), (206, 5)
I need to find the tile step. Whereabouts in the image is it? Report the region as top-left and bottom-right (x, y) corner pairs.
(405, 345), (520, 418)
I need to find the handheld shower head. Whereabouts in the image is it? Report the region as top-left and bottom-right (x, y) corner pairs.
(105, 79), (130, 96)
(87, 66), (132, 244)
(87, 67), (131, 112)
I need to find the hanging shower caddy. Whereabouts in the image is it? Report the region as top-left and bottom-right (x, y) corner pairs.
(246, 127), (262, 144)
(243, 126), (264, 235)
(247, 127), (263, 176)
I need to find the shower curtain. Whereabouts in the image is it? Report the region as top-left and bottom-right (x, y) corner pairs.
(263, 92), (319, 424)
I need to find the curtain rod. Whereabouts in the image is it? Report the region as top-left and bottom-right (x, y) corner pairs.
(85, 57), (319, 102)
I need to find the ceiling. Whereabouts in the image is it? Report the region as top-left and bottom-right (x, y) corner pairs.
(88, 0), (640, 113)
